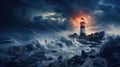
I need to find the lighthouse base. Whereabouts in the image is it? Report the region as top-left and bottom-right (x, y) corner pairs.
(79, 33), (86, 39)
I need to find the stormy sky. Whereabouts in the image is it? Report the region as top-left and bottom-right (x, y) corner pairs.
(0, 0), (120, 34)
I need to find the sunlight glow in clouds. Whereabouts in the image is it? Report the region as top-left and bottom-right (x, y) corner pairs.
(34, 12), (66, 22)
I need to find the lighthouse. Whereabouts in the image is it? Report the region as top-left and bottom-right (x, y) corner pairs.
(80, 17), (86, 37)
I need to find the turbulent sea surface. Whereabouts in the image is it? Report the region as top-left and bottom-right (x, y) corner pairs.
(0, 33), (120, 67)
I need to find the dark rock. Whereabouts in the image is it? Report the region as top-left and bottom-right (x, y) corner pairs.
(69, 33), (78, 38)
(67, 55), (85, 65)
(87, 31), (105, 43)
(100, 36), (120, 67)
(81, 50), (88, 58)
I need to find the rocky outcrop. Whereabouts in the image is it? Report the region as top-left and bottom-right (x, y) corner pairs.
(100, 36), (120, 67)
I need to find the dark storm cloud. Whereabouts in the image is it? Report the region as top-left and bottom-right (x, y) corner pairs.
(95, 0), (120, 26)
(1, 0), (101, 22)
(1, 0), (120, 32)
(0, 0), (67, 32)
(46, 0), (100, 17)
(32, 16), (72, 32)
(0, 0), (53, 23)
(0, 0), (100, 32)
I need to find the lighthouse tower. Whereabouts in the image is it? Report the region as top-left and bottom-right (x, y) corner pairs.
(80, 17), (86, 37)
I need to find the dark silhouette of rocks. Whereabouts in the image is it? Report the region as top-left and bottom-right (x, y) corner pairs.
(81, 50), (88, 58)
(69, 31), (105, 45)
(69, 33), (78, 38)
(67, 55), (85, 65)
(87, 31), (105, 43)
(47, 51), (107, 67)
(100, 36), (120, 67)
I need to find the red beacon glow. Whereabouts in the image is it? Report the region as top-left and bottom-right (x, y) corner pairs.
(81, 17), (85, 22)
